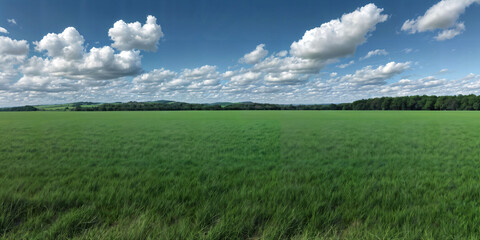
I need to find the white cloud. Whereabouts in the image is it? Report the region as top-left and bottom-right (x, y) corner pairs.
(34, 27), (84, 60)
(337, 60), (354, 69)
(0, 36), (29, 88)
(439, 68), (449, 74)
(12, 26), (144, 92)
(276, 50), (288, 57)
(7, 19), (17, 25)
(0, 27), (8, 34)
(79, 46), (142, 79)
(402, 0), (479, 40)
(0, 36), (29, 56)
(379, 76), (448, 95)
(290, 3), (388, 60)
(180, 65), (221, 88)
(462, 73), (477, 80)
(240, 44), (268, 64)
(254, 55), (328, 74)
(108, 15), (164, 51)
(222, 71), (234, 78)
(132, 65), (222, 93)
(330, 72), (338, 77)
(340, 61), (411, 86)
(264, 72), (309, 85)
(29, 30), (142, 80)
(181, 65), (218, 80)
(230, 71), (262, 86)
(14, 76), (79, 92)
(435, 23), (465, 41)
(361, 49), (388, 60)
(133, 68), (176, 84)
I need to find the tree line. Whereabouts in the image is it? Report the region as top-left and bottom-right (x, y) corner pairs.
(71, 95), (480, 111)
(0, 106), (38, 111)
(350, 95), (480, 110)
(4, 95), (480, 111)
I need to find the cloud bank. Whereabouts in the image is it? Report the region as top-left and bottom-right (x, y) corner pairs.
(1, 3), (480, 106)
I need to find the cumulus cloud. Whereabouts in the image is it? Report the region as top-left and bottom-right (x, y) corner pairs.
(78, 46), (142, 79)
(181, 65), (219, 81)
(133, 68), (176, 84)
(0, 16), (168, 102)
(361, 49), (388, 60)
(402, 0), (479, 40)
(230, 71), (262, 86)
(264, 72), (309, 85)
(240, 44), (268, 64)
(132, 65), (222, 93)
(108, 15), (164, 51)
(14, 76), (79, 92)
(0, 36), (29, 56)
(254, 55), (328, 74)
(340, 61), (411, 86)
(378, 76), (449, 96)
(276, 50), (288, 57)
(290, 3), (388, 60)
(0, 27), (8, 34)
(0, 36), (29, 87)
(16, 47), (141, 92)
(181, 65), (222, 89)
(10, 26), (145, 92)
(7, 19), (17, 25)
(28, 27), (142, 81)
(34, 27), (85, 60)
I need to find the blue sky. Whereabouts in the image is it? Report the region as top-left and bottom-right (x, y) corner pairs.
(1, 0), (480, 106)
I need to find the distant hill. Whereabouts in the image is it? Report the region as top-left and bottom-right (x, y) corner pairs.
(0, 100), (346, 111)
(3, 94), (480, 111)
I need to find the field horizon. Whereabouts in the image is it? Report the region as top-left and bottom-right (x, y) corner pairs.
(3, 94), (480, 112)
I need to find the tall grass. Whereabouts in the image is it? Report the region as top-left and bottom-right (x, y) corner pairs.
(1, 111), (480, 239)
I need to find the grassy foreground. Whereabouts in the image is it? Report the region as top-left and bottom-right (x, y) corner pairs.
(1, 111), (480, 239)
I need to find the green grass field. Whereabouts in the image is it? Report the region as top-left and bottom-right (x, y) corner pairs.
(1, 111), (480, 239)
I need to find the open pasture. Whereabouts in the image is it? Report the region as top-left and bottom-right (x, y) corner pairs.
(1, 111), (480, 239)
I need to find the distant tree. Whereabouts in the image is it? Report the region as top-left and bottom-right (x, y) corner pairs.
(381, 97), (392, 110)
(435, 96), (446, 110)
(445, 97), (457, 110)
(423, 96), (436, 110)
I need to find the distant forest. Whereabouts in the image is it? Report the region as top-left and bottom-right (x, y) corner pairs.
(3, 95), (480, 111)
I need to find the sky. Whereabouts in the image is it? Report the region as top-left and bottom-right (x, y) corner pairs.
(1, 0), (480, 106)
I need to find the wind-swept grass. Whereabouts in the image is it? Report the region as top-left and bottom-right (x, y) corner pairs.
(1, 111), (480, 239)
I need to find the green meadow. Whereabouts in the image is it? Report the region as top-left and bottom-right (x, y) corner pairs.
(1, 111), (480, 239)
